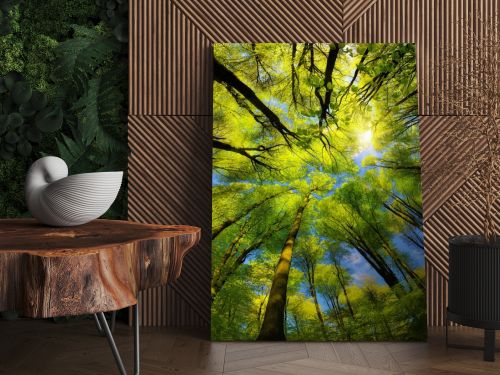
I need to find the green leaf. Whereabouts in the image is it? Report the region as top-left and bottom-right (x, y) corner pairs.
(53, 25), (120, 92)
(17, 140), (32, 156)
(113, 22), (128, 43)
(56, 131), (89, 170)
(35, 106), (63, 132)
(3, 71), (22, 90)
(3, 142), (15, 152)
(30, 91), (48, 111)
(72, 73), (126, 152)
(4, 130), (19, 144)
(7, 112), (23, 128)
(11, 81), (32, 105)
(0, 78), (7, 94)
(26, 127), (42, 142)
(0, 115), (7, 134)
(19, 103), (36, 117)
(0, 148), (13, 159)
(2, 96), (14, 114)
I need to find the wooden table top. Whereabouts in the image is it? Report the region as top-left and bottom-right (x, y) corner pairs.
(0, 219), (201, 318)
(0, 218), (200, 253)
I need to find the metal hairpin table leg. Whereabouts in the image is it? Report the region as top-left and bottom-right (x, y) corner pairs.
(94, 304), (140, 375)
(94, 311), (117, 336)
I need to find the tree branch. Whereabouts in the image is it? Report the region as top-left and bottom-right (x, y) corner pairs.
(214, 58), (299, 146)
(213, 139), (278, 171)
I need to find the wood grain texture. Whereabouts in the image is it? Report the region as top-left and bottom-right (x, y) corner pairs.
(2, 321), (499, 375)
(0, 219), (200, 318)
(128, 115), (211, 326)
(173, 0), (343, 43)
(129, 0), (213, 115)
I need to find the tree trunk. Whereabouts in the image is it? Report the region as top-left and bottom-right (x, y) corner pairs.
(304, 262), (328, 339)
(257, 193), (311, 340)
(333, 261), (355, 318)
(310, 283), (328, 339)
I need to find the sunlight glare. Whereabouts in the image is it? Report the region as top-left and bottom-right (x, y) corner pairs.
(358, 130), (373, 150)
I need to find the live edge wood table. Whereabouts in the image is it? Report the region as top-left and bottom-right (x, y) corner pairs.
(0, 219), (201, 375)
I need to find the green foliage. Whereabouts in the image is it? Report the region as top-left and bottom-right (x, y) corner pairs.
(20, 0), (98, 39)
(0, 1), (21, 36)
(53, 25), (120, 92)
(0, 72), (60, 159)
(0, 0), (127, 219)
(96, 0), (129, 43)
(212, 43), (425, 341)
(0, 158), (30, 217)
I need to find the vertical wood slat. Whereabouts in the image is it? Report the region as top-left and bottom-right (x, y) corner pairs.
(426, 262), (447, 326)
(129, 0), (212, 116)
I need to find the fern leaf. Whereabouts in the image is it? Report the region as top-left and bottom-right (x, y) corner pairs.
(56, 132), (92, 172)
(54, 25), (120, 93)
(72, 71), (126, 153)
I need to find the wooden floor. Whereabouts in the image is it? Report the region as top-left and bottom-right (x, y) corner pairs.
(1, 319), (500, 374)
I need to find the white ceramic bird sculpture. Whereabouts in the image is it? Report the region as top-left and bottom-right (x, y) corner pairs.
(25, 156), (123, 226)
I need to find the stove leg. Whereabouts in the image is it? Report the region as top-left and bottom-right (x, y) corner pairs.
(484, 329), (495, 362)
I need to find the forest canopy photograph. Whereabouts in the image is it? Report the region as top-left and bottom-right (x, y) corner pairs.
(212, 43), (425, 342)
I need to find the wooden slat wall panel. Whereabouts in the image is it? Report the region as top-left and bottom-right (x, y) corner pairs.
(128, 115), (211, 326)
(344, 0), (418, 43)
(129, 0), (498, 327)
(418, 0), (500, 116)
(172, 0), (343, 43)
(426, 262), (447, 327)
(129, 0), (212, 115)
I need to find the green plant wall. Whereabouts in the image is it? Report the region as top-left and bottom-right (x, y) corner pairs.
(0, 0), (128, 219)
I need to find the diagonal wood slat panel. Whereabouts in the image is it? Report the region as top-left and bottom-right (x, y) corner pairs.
(423, 173), (500, 325)
(173, 0), (343, 43)
(419, 116), (480, 220)
(343, 0), (379, 32)
(128, 115), (212, 326)
(343, 0), (418, 43)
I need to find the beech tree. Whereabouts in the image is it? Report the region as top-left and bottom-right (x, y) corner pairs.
(212, 43), (424, 341)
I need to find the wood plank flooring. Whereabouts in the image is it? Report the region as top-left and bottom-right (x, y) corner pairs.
(1, 319), (500, 374)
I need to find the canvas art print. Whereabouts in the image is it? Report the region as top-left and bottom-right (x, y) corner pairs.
(212, 43), (425, 341)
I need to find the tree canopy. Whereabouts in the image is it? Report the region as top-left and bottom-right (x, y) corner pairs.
(212, 43), (425, 341)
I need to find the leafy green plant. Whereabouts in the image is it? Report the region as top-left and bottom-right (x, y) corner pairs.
(51, 25), (127, 172)
(0, 0), (128, 221)
(0, 0), (22, 36)
(96, 0), (128, 42)
(0, 71), (62, 159)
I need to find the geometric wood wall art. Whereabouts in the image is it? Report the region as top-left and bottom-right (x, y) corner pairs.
(129, 0), (500, 327)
